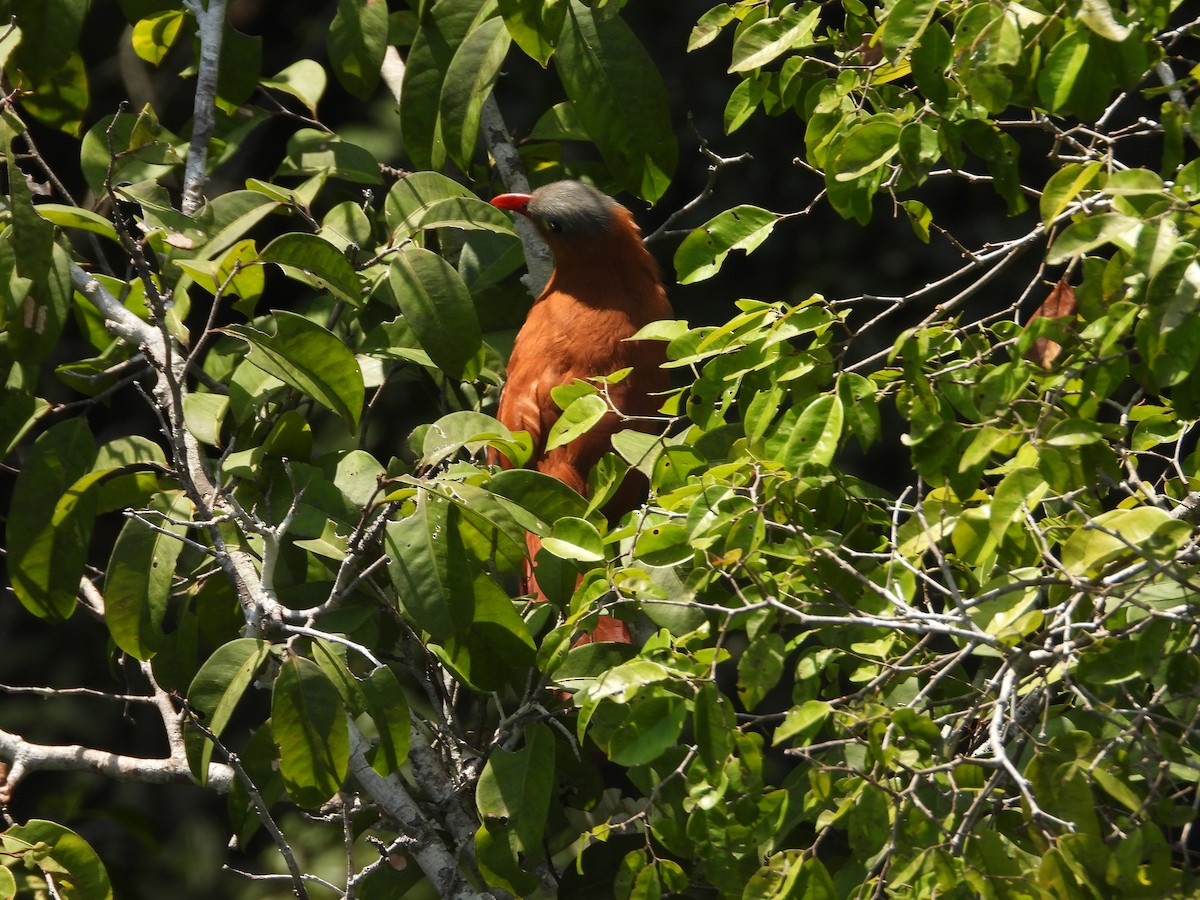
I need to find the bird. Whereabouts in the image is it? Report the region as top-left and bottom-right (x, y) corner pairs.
(490, 181), (673, 643)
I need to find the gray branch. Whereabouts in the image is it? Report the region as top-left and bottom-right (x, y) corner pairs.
(181, 0), (228, 215)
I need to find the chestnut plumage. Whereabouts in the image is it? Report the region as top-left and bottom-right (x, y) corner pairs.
(491, 181), (672, 643)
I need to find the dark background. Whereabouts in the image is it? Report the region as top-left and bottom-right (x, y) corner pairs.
(1, 0), (1177, 896)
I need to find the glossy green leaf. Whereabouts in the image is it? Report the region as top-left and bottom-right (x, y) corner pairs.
(487, 467), (589, 530)
(690, 4), (736, 52)
(1046, 213), (1140, 264)
(557, 1), (676, 202)
(276, 129), (380, 185)
(542, 516), (605, 562)
(476, 722), (555, 849)
(185, 639), (272, 785)
(104, 491), (194, 661)
(272, 655), (350, 808)
(441, 16), (511, 170)
(0, 390), (50, 460)
(6, 418), (97, 621)
(383, 173), (474, 232)
(328, 0), (389, 99)
(545, 392), (608, 452)
(257, 232), (363, 305)
(693, 682), (735, 769)
(4, 819), (112, 900)
(674, 205), (780, 284)
(597, 694), (687, 767)
(634, 521), (693, 568)
(385, 493), (476, 641)
(261, 59), (328, 116)
(738, 633), (786, 711)
(223, 311), (365, 432)
(1062, 507), (1192, 576)
(1040, 161), (1103, 226)
(131, 9), (186, 65)
(362, 666), (412, 774)
(879, 0), (938, 57)
(34, 204), (121, 242)
(80, 108), (183, 195)
(831, 117), (902, 182)
(729, 2), (820, 72)
(498, 0), (566, 66)
(406, 196), (517, 236)
(400, 0), (494, 171)
(437, 571), (536, 690)
(1038, 29), (1114, 121)
(389, 247), (484, 381)
(422, 410), (516, 466)
(763, 394), (843, 468)
(775, 699), (832, 746)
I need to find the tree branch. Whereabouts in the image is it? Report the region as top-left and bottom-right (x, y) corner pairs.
(180, 0), (228, 215)
(0, 727), (234, 804)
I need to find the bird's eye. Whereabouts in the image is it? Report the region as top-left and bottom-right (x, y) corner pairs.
(542, 216), (562, 234)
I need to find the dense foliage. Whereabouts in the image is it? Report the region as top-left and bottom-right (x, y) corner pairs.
(2, 0), (1200, 897)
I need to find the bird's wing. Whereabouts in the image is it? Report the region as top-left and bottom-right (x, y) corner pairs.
(496, 371), (551, 458)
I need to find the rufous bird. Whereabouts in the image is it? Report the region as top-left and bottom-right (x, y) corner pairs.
(490, 181), (672, 643)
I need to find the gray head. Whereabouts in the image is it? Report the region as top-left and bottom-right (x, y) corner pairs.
(496, 181), (620, 239)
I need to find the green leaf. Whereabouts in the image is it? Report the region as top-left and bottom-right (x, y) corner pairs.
(261, 59), (328, 116)
(438, 572), (537, 690)
(674, 205), (780, 284)
(597, 694), (687, 767)
(9, 0), (86, 80)
(272, 656), (350, 808)
(634, 521), (693, 567)
(1037, 29), (1115, 121)
(257, 232), (363, 305)
(763, 394), (843, 468)
(693, 682), (735, 769)
(729, 2), (820, 73)
(498, 0), (567, 66)
(1040, 161), (1103, 226)
(0, 390), (49, 460)
(328, 0), (389, 99)
(7, 418), (97, 621)
(557, 1), (677, 201)
(389, 247), (484, 381)
(80, 108), (183, 195)
(775, 699), (832, 746)
(276, 129), (381, 185)
(223, 311), (365, 432)
(4, 820), (112, 900)
(545, 392), (608, 452)
(542, 516), (605, 562)
(362, 666), (412, 774)
(831, 116), (902, 182)
(487, 468), (590, 531)
(879, 0), (938, 57)
(34, 204), (121, 242)
(441, 16), (512, 171)
(131, 9), (186, 65)
(1046, 213), (1140, 264)
(475, 723), (555, 850)
(1061, 507), (1192, 576)
(690, 4), (736, 52)
(104, 491), (194, 661)
(404, 196), (517, 236)
(1077, 0), (1131, 40)
(385, 493), (476, 640)
(400, 0), (493, 172)
(738, 633), (786, 711)
(185, 639), (272, 785)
